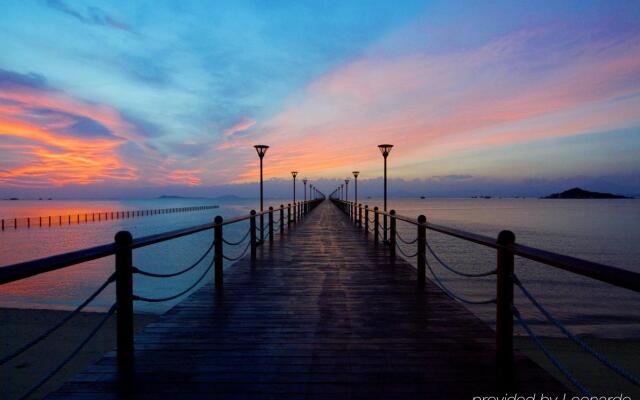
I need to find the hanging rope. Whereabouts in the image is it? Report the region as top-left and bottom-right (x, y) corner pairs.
(512, 305), (590, 395)
(134, 258), (213, 303)
(1, 273), (115, 365)
(396, 230), (417, 245)
(514, 274), (640, 387)
(18, 303), (117, 400)
(223, 241), (251, 261)
(425, 258), (496, 305)
(223, 228), (251, 246)
(425, 235), (496, 278)
(395, 242), (418, 258)
(134, 242), (214, 278)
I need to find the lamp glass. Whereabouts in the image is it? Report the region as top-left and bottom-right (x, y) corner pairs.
(378, 144), (393, 157)
(254, 144), (269, 157)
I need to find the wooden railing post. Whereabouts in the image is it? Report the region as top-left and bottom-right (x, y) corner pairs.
(389, 210), (396, 261)
(373, 207), (379, 246)
(214, 216), (223, 290)
(287, 204), (292, 226)
(364, 205), (369, 235)
(496, 230), (516, 379)
(280, 205), (285, 234)
(115, 231), (134, 369)
(250, 210), (257, 262)
(358, 204), (362, 227)
(417, 215), (426, 288)
(268, 207), (274, 244)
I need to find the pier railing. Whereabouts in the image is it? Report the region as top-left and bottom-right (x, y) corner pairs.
(0, 204), (220, 230)
(332, 198), (640, 395)
(0, 198), (323, 400)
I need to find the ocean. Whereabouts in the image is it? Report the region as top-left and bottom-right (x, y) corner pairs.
(0, 197), (638, 338)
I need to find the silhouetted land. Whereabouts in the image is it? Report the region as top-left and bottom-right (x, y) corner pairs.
(543, 187), (631, 199)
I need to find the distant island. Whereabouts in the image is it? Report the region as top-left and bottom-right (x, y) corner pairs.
(158, 195), (212, 200)
(543, 187), (632, 199)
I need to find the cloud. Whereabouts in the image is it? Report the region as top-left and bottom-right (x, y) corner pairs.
(223, 118), (256, 138)
(0, 68), (178, 187)
(237, 18), (640, 181)
(46, 0), (134, 33)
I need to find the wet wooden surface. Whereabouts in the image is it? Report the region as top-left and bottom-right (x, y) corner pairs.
(48, 200), (565, 399)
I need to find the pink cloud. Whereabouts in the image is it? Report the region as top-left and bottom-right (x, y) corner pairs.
(237, 23), (640, 181)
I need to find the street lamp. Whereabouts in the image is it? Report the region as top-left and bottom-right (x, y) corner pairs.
(344, 178), (350, 202)
(254, 144), (269, 242)
(291, 171), (298, 204)
(378, 144), (393, 243)
(303, 178), (308, 202)
(352, 171), (360, 205)
(340, 184), (344, 201)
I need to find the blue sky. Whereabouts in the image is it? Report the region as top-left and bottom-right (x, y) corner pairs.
(1, 0), (639, 197)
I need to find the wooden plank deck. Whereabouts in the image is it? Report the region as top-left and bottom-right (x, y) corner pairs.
(48, 200), (565, 399)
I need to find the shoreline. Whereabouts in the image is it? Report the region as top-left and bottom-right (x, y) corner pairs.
(2, 307), (639, 399)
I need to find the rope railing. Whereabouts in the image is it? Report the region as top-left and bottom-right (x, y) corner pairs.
(512, 305), (590, 395)
(514, 274), (640, 388)
(425, 258), (496, 305)
(395, 242), (418, 258)
(17, 303), (118, 400)
(134, 257), (214, 303)
(223, 241), (252, 261)
(0, 272), (115, 365)
(332, 198), (640, 391)
(133, 241), (214, 278)
(396, 229), (417, 245)
(425, 235), (497, 278)
(222, 228), (251, 246)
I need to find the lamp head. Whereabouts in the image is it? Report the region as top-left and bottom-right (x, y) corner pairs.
(352, 171), (360, 178)
(291, 171), (298, 178)
(378, 144), (393, 158)
(303, 178), (308, 184)
(345, 178), (350, 184)
(340, 184), (343, 188)
(254, 144), (269, 158)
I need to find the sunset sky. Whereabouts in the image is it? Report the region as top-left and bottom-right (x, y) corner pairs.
(1, 1), (640, 197)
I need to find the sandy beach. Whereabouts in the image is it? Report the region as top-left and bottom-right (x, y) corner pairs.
(1, 308), (156, 400)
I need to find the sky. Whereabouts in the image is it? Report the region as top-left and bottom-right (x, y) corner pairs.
(1, 0), (640, 198)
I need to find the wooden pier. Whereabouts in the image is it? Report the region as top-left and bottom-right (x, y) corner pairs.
(47, 200), (564, 399)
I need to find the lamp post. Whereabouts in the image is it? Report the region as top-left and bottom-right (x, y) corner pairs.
(344, 178), (350, 202)
(352, 171), (360, 205)
(378, 144), (393, 243)
(291, 171), (298, 202)
(303, 178), (308, 202)
(254, 145), (269, 242)
(303, 178), (308, 214)
(340, 184), (344, 201)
